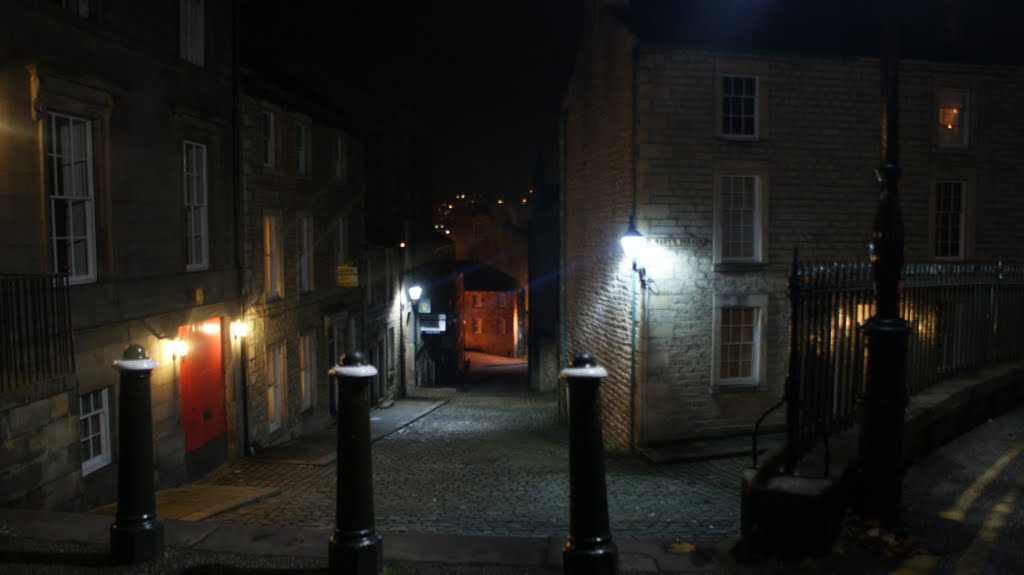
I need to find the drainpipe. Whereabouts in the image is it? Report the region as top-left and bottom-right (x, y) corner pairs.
(230, 0), (249, 457)
(628, 41), (640, 451)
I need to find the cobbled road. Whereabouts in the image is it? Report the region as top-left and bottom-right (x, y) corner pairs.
(199, 362), (747, 541)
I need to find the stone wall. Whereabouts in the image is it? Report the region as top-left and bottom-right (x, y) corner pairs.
(0, 376), (82, 511)
(563, 1), (1024, 448)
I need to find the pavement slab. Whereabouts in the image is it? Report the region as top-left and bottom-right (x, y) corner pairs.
(89, 485), (279, 522)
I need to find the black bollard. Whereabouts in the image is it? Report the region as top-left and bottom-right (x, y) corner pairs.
(329, 351), (382, 575)
(110, 344), (164, 563)
(561, 352), (618, 575)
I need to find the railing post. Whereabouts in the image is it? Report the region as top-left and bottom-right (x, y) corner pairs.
(856, 0), (910, 527)
(784, 248), (801, 473)
(110, 344), (163, 563)
(561, 352), (618, 575)
(328, 351), (382, 575)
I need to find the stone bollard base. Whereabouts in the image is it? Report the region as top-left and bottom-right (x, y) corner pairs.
(110, 519), (164, 564)
(563, 540), (618, 575)
(328, 532), (382, 575)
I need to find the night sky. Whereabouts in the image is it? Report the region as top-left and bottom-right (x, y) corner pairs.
(246, 0), (582, 208)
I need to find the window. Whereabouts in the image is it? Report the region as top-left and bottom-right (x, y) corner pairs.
(715, 175), (764, 263)
(474, 222), (488, 241)
(62, 0), (90, 17)
(471, 293), (483, 308)
(260, 111), (276, 168)
(299, 333), (314, 412)
(722, 75), (757, 138)
(179, 0), (205, 66)
(334, 132), (348, 182)
(263, 214), (283, 299)
(298, 215), (313, 293)
(45, 112), (96, 284)
(472, 317), (483, 334)
(936, 87), (968, 148)
(935, 181), (966, 259)
(183, 141), (208, 271)
(267, 342), (285, 431)
(79, 387), (110, 475)
(295, 124), (307, 176)
(496, 317), (506, 336)
(335, 214), (348, 265)
(387, 327), (396, 373)
(712, 294), (767, 389)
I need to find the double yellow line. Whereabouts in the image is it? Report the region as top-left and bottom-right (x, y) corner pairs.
(893, 441), (1024, 575)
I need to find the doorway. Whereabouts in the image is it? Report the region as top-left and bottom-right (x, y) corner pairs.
(178, 317), (227, 479)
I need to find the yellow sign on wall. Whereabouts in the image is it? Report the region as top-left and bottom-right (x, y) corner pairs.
(336, 264), (358, 287)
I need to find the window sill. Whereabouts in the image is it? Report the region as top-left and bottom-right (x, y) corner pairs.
(714, 261), (768, 273)
(713, 381), (761, 394)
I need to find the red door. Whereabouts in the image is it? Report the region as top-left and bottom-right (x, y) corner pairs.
(178, 318), (225, 453)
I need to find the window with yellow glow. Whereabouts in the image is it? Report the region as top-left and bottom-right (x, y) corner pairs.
(936, 87), (968, 148)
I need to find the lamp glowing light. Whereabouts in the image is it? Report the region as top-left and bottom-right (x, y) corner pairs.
(169, 338), (189, 359)
(620, 221), (646, 261)
(230, 320), (249, 339)
(408, 285), (423, 302)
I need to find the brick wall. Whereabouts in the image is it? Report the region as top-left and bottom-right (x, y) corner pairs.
(463, 290), (517, 357)
(562, 1), (639, 448)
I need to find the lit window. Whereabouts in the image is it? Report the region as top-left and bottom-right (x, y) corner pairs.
(184, 141), (208, 271)
(79, 388), (111, 475)
(334, 132), (348, 182)
(299, 334), (314, 411)
(715, 175), (764, 263)
(934, 181), (966, 259)
(936, 88), (968, 148)
(712, 294), (767, 389)
(46, 112), (96, 284)
(472, 317), (483, 334)
(722, 75), (757, 138)
(263, 214), (283, 300)
(298, 215), (313, 293)
(295, 124), (307, 176)
(179, 0), (205, 67)
(267, 342), (285, 431)
(260, 111), (276, 168)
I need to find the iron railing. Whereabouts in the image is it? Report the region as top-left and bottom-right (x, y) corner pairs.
(779, 259), (1023, 470)
(0, 274), (75, 393)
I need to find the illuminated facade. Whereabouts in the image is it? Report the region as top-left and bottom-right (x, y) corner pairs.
(562, 0), (1024, 448)
(0, 1), (241, 509)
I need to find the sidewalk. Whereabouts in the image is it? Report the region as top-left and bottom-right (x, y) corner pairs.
(0, 507), (737, 574)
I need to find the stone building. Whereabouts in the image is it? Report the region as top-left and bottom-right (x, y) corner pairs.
(0, 0), (240, 509)
(561, 0), (1024, 449)
(238, 69), (393, 451)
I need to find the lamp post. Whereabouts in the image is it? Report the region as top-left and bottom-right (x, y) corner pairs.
(856, 0), (910, 527)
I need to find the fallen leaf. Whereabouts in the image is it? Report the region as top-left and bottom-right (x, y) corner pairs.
(668, 542), (696, 554)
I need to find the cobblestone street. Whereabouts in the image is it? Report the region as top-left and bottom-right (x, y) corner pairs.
(198, 358), (747, 541)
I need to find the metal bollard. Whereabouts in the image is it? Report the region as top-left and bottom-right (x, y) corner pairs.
(561, 352), (618, 575)
(110, 344), (164, 563)
(328, 351), (383, 575)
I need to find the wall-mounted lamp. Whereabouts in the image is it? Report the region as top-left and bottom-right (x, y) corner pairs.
(169, 337), (189, 360)
(408, 285), (423, 302)
(230, 320), (249, 340)
(620, 220), (649, 286)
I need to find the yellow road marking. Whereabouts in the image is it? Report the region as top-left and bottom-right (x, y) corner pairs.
(940, 442), (1023, 522)
(951, 471), (1022, 575)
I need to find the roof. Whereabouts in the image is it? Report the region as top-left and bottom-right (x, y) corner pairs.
(458, 261), (519, 292)
(616, 0), (1023, 65)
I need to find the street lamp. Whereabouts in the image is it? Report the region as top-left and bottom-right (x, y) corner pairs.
(620, 220), (648, 285)
(408, 285), (423, 303)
